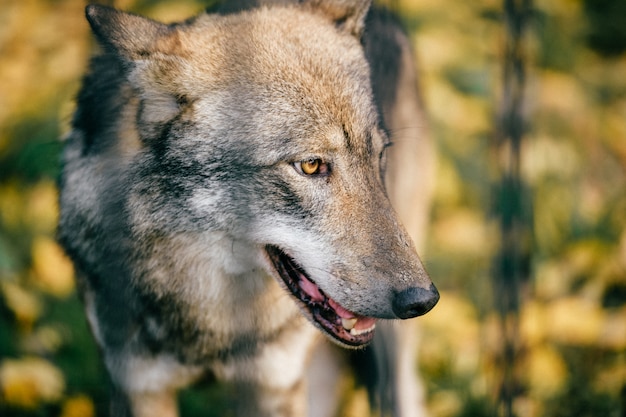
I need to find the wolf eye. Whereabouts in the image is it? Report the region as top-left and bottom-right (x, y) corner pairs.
(301, 159), (320, 175)
(294, 158), (329, 177)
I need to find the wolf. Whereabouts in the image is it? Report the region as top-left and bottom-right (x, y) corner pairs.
(57, 1), (439, 416)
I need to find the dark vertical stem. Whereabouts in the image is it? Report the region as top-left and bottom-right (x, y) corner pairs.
(494, 0), (532, 416)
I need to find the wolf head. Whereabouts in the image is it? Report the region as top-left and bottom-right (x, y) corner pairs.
(85, 0), (438, 348)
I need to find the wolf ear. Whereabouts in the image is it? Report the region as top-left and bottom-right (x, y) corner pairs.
(85, 4), (169, 61)
(86, 5), (185, 141)
(85, 4), (176, 60)
(304, 0), (372, 37)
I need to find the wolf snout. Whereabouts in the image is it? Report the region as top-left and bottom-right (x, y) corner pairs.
(392, 284), (440, 319)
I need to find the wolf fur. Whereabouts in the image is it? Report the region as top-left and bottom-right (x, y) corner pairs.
(58, 1), (438, 416)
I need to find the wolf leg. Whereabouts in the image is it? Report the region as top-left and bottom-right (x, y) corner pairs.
(394, 322), (428, 417)
(111, 385), (178, 417)
(211, 322), (318, 417)
(307, 340), (345, 417)
(234, 380), (307, 417)
(129, 390), (178, 417)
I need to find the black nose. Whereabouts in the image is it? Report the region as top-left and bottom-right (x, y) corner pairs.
(392, 284), (440, 319)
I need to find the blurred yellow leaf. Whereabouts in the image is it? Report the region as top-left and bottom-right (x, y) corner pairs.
(432, 209), (491, 256)
(546, 297), (606, 345)
(425, 78), (491, 135)
(416, 29), (467, 72)
(1, 281), (42, 328)
(535, 0), (582, 16)
(0, 357), (65, 408)
(534, 261), (571, 299)
(420, 292), (481, 374)
(24, 181), (59, 234)
(60, 395), (95, 417)
(31, 236), (75, 298)
(594, 356), (626, 396)
(599, 307), (626, 350)
(522, 134), (581, 184)
(617, 228), (626, 268)
(565, 239), (609, 280)
(149, 2), (206, 22)
(533, 184), (573, 250)
(428, 390), (463, 417)
(537, 70), (587, 117)
(433, 159), (463, 206)
(343, 387), (370, 417)
(0, 0), (89, 125)
(22, 326), (64, 355)
(523, 344), (568, 399)
(604, 110), (626, 169)
(520, 300), (547, 347)
(513, 396), (543, 417)
(0, 183), (23, 229)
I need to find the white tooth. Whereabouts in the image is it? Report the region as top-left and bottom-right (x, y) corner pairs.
(350, 323), (376, 336)
(341, 318), (358, 331)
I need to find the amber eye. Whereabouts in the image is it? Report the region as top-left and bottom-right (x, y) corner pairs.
(301, 159), (320, 175)
(294, 158), (329, 177)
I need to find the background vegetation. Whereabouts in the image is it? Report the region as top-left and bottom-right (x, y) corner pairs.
(0, 0), (624, 416)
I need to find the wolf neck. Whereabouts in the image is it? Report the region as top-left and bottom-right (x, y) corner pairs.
(135, 231), (302, 344)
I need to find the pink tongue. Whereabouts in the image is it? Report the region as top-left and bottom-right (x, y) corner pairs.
(299, 273), (324, 302)
(329, 299), (377, 331)
(299, 275), (358, 318)
(299, 275), (377, 331)
(328, 298), (357, 319)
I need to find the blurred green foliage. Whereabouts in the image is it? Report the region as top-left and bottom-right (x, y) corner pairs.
(0, 0), (624, 416)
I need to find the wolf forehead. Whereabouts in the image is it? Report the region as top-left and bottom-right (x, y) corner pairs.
(180, 8), (372, 88)
(94, 5), (380, 140)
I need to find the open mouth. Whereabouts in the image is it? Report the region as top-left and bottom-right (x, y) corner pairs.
(266, 245), (376, 348)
